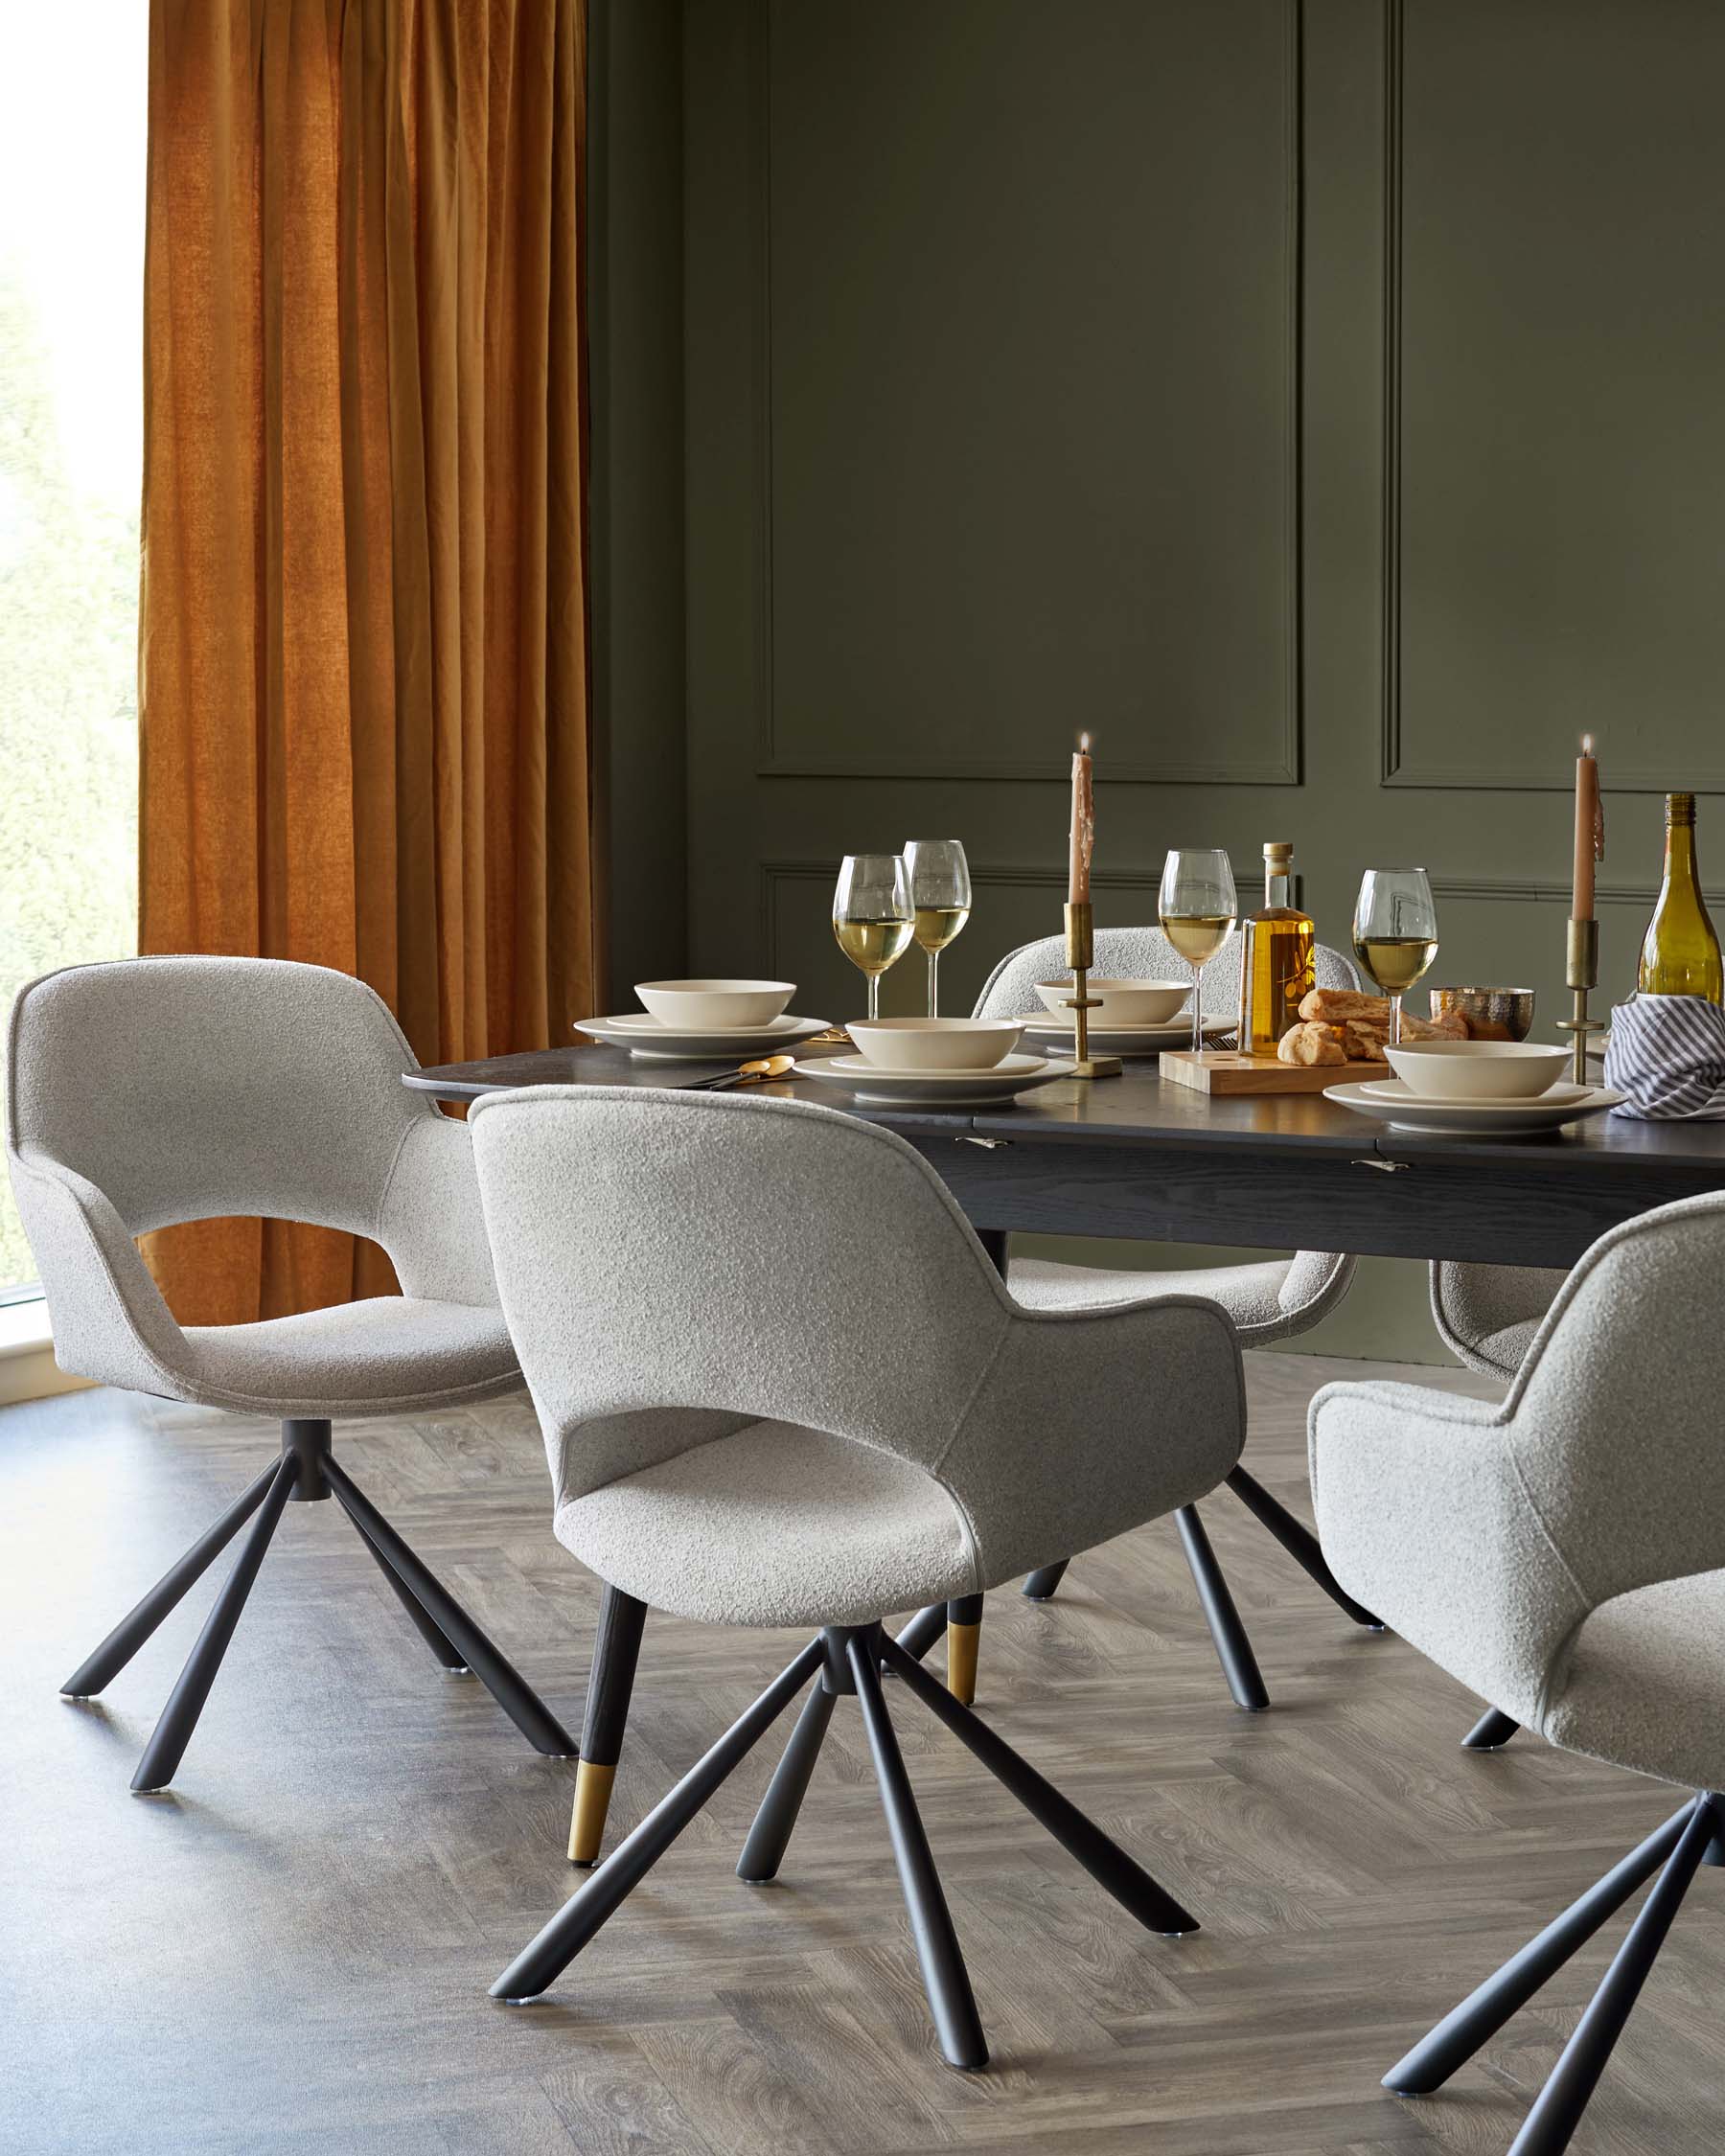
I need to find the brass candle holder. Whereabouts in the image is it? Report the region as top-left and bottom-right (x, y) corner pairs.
(1558, 916), (1606, 1085)
(1062, 901), (1123, 1079)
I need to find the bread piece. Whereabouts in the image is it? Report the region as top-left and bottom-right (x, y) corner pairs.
(1342, 1020), (1390, 1064)
(1299, 987), (1391, 1026)
(1277, 1021), (1347, 1067)
(1399, 1009), (1468, 1043)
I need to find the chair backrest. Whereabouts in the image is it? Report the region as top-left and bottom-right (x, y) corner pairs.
(1501, 1190), (1725, 1608)
(469, 1087), (1017, 1509)
(973, 925), (1361, 1021)
(7, 956), (434, 1238)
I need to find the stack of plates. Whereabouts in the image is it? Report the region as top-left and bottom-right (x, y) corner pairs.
(1022, 1016), (1230, 1060)
(577, 1013), (832, 1062)
(794, 1052), (1072, 1109)
(1323, 1077), (1623, 1135)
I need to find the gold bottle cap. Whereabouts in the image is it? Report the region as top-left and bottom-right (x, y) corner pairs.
(1668, 792), (1697, 825)
(1264, 841), (1294, 861)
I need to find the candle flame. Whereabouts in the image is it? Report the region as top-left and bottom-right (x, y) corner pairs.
(1580, 733), (1595, 756)
(1077, 730), (1092, 753)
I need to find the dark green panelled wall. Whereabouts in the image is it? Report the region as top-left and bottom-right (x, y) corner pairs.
(592, 0), (1725, 1360)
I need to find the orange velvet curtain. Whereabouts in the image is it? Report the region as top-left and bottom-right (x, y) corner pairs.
(139, 0), (593, 1325)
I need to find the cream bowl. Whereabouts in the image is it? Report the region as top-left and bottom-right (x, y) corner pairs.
(1383, 1039), (1573, 1101)
(1033, 977), (1189, 1026)
(634, 978), (795, 1029)
(847, 1018), (1025, 1071)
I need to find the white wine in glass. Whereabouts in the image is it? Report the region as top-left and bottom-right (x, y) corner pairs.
(1352, 868), (1438, 1044)
(905, 838), (972, 1018)
(833, 854), (914, 1020)
(1160, 849), (1238, 1052)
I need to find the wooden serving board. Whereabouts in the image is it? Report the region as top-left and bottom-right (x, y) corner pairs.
(1160, 1049), (1386, 1095)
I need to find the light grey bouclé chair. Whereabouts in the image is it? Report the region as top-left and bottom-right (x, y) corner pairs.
(471, 1086), (1247, 2070)
(7, 956), (575, 1791)
(1312, 1191), (1725, 2156)
(971, 926), (1376, 1707)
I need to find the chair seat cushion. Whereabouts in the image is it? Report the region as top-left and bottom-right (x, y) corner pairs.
(1009, 1256), (1293, 1340)
(177, 1296), (520, 1417)
(554, 1419), (979, 1628)
(1545, 1569), (1725, 1792)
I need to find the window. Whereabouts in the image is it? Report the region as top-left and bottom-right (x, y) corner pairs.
(0, 4), (147, 1294)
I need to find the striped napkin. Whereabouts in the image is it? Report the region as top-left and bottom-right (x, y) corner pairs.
(1603, 994), (1725, 1119)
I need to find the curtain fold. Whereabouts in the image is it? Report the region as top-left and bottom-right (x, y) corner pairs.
(139, 0), (592, 1326)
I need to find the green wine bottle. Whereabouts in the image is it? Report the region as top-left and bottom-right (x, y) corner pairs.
(1639, 792), (1723, 1002)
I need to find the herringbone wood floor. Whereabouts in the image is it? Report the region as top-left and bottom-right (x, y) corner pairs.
(3, 1352), (1720, 2155)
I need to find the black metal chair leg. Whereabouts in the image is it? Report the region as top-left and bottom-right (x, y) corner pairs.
(848, 1634), (988, 2072)
(323, 1456), (576, 1758)
(492, 1637), (825, 2002)
(1509, 1795), (1717, 2156)
(737, 1677), (839, 1882)
(945, 1593), (982, 1706)
(1175, 1505), (1269, 1711)
(61, 1460), (281, 1698)
(1462, 1706), (1521, 1751)
(880, 1633), (1198, 1937)
(130, 1456), (299, 1792)
(349, 1515), (471, 1673)
(569, 1585), (648, 1865)
(1226, 1465), (1384, 1628)
(1384, 1799), (1700, 2095)
(891, 1604), (948, 1663)
(1021, 1559), (1070, 1601)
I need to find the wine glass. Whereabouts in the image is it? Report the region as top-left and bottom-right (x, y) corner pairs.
(1159, 849), (1238, 1052)
(905, 839), (972, 1018)
(833, 854), (914, 1021)
(1352, 868), (1438, 1044)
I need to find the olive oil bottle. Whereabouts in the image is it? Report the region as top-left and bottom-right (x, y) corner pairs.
(1238, 841), (1316, 1053)
(1639, 792), (1723, 1002)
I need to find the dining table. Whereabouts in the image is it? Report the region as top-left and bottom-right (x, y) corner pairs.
(404, 1042), (1725, 1273)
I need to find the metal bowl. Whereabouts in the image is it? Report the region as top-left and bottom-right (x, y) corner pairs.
(1427, 986), (1536, 1042)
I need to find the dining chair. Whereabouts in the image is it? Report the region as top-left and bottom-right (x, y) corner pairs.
(966, 924), (1376, 1711)
(1311, 1190), (1725, 2155)
(7, 956), (576, 1791)
(1430, 1259), (1567, 1752)
(469, 1085), (1246, 2069)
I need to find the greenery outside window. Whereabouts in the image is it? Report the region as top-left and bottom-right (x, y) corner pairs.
(0, 5), (146, 1298)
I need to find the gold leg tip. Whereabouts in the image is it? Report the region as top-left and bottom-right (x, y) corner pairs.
(566, 1758), (618, 1866)
(946, 1621), (980, 1708)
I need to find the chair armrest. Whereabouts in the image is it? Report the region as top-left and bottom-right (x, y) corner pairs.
(6, 1147), (191, 1395)
(1278, 1250), (1355, 1322)
(935, 1295), (1247, 1588)
(375, 1114), (502, 1306)
(1307, 1378), (1587, 1725)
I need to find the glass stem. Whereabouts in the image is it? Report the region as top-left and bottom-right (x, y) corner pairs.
(927, 947), (939, 1020)
(1389, 994), (1403, 1046)
(868, 973), (881, 1022)
(1191, 964), (1204, 1053)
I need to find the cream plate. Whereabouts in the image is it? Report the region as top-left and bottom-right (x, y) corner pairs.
(1324, 1079), (1623, 1135)
(577, 1013), (832, 1061)
(793, 1052), (1072, 1108)
(1356, 1077), (1593, 1109)
(1023, 1015), (1231, 1059)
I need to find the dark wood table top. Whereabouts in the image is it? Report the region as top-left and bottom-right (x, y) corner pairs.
(404, 1039), (1725, 1179)
(402, 1041), (980, 1138)
(404, 1041), (1725, 1267)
